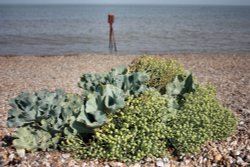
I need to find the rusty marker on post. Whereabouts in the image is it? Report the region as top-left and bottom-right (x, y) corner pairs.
(108, 14), (117, 52)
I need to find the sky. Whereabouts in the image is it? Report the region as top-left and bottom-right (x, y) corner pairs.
(0, 0), (250, 6)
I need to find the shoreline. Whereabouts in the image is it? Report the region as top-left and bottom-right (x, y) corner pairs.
(0, 53), (249, 166)
(0, 52), (250, 57)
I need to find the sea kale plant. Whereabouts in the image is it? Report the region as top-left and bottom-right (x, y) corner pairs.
(7, 55), (237, 162)
(78, 66), (149, 97)
(7, 66), (149, 152)
(7, 89), (83, 151)
(62, 89), (170, 162)
(74, 66), (150, 134)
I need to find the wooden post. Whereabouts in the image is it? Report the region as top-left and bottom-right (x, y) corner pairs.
(108, 14), (117, 52)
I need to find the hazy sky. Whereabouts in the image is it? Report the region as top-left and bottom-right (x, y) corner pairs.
(1, 0), (250, 5)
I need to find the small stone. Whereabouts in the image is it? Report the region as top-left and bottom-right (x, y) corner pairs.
(8, 153), (15, 161)
(44, 161), (51, 167)
(206, 159), (211, 166)
(116, 162), (124, 167)
(247, 146), (250, 151)
(242, 108), (250, 114)
(180, 165), (190, 167)
(62, 153), (71, 159)
(139, 160), (145, 164)
(228, 156), (235, 164)
(81, 162), (88, 167)
(61, 158), (65, 163)
(240, 153), (246, 159)
(45, 154), (51, 159)
(109, 162), (124, 167)
(232, 150), (241, 157)
(201, 158), (207, 165)
(25, 161), (31, 165)
(16, 149), (25, 158)
(243, 162), (250, 166)
(162, 157), (169, 163)
(236, 157), (244, 165)
(190, 155), (195, 160)
(145, 157), (153, 162)
(156, 160), (164, 167)
(214, 153), (222, 162)
(68, 159), (79, 167)
(230, 141), (238, 147)
(129, 163), (140, 167)
(212, 163), (217, 167)
(178, 155), (184, 161)
(164, 163), (171, 167)
(227, 147), (234, 151)
(104, 165), (110, 167)
(179, 162), (187, 167)
(103, 162), (110, 167)
(246, 155), (250, 163)
(239, 121), (245, 125)
(31, 161), (40, 166)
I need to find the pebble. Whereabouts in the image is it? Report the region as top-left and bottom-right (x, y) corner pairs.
(109, 162), (124, 167)
(246, 155), (250, 163)
(16, 149), (25, 158)
(156, 160), (164, 167)
(206, 159), (212, 166)
(43, 161), (51, 167)
(31, 161), (40, 166)
(61, 158), (65, 163)
(212, 163), (217, 166)
(62, 153), (71, 159)
(239, 121), (245, 125)
(241, 108), (250, 115)
(164, 163), (171, 167)
(81, 162), (88, 167)
(236, 157), (244, 165)
(68, 159), (79, 167)
(140, 160), (145, 164)
(130, 163), (140, 167)
(178, 155), (184, 161)
(45, 154), (51, 159)
(230, 140), (238, 147)
(232, 150), (241, 157)
(116, 162), (124, 167)
(163, 158), (169, 163)
(198, 158), (204, 165)
(8, 153), (15, 161)
(213, 153), (222, 162)
(228, 156), (235, 164)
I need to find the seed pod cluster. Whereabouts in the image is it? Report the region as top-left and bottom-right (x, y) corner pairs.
(129, 56), (184, 93)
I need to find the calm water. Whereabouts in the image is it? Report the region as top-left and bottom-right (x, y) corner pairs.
(0, 5), (250, 55)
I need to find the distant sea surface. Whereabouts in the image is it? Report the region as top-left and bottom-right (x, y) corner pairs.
(0, 4), (250, 55)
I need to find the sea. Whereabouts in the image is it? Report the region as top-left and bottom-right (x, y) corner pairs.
(0, 4), (250, 55)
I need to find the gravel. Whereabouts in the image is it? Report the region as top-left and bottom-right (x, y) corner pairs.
(0, 53), (249, 167)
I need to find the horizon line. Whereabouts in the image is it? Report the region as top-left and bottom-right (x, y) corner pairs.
(0, 3), (250, 6)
